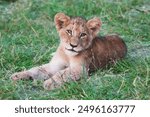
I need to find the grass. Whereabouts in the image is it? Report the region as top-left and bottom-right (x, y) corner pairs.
(0, 0), (150, 100)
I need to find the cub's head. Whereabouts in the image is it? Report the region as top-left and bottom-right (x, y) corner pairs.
(54, 13), (101, 56)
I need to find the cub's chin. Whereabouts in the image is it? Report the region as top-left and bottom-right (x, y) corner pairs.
(65, 49), (79, 56)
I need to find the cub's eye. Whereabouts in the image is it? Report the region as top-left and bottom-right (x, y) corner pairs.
(80, 33), (87, 38)
(66, 30), (72, 36)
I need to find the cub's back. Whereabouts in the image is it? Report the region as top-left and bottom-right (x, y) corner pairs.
(89, 35), (127, 71)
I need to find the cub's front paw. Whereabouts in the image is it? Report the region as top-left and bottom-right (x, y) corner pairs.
(11, 71), (30, 81)
(43, 78), (55, 90)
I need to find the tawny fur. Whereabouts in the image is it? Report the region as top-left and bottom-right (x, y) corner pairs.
(11, 13), (127, 90)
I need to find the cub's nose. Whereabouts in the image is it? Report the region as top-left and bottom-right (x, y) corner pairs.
(70, 43), (77, 48)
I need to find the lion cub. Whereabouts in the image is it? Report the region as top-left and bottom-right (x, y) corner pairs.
(11, 13), (127, 90)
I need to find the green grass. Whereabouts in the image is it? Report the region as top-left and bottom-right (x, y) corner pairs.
(0, 0), (150, 100)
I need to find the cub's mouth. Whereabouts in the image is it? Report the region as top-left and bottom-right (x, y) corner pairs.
(65, 48), (78, 53)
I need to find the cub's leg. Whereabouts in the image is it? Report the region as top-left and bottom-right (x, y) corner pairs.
(11, 53), (67, 81)
(11, 63), (54, 81)
(43, 65), (88, 90)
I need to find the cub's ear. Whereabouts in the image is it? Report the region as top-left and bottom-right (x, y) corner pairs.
(86, 17), (101, 36)
(54, 13), (70, 31)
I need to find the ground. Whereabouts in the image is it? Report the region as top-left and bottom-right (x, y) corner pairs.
(0, 0), (150, 99)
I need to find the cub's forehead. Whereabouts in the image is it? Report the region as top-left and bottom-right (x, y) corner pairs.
(68, 17), (88, 32)
(71, 17), (86, 25)
(70, 17), (87, 26)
